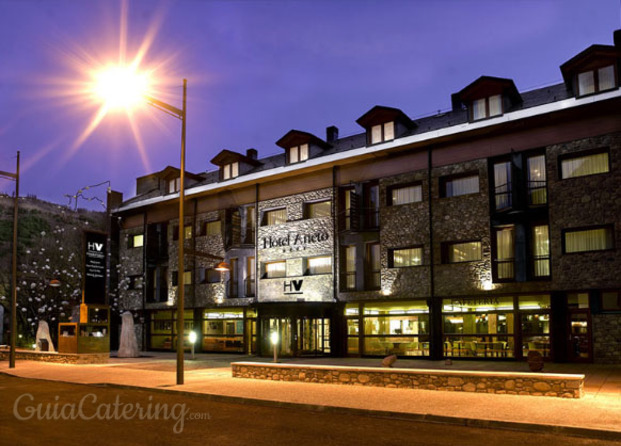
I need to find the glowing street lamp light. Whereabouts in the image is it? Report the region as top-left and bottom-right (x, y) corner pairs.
(270, 331), (279, 363)
(92, 67), (188, 385)
(188, 330), (197, 360)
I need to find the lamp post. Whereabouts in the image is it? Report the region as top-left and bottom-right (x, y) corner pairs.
(1, 151), (19, 368)
(144, 81), (188, 385)
(93, 72), (187, 384)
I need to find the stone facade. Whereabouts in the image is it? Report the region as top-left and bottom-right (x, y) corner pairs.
(232, 362), (584, 398)
(0, 350), (109, 364)
(592, 314), (621, 364)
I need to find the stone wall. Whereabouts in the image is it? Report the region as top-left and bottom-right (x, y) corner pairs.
(0, 350), (109, 364)
(232, 362), (584, 398)
(547, 133), (621, 290)
(592, 313), (621, 364)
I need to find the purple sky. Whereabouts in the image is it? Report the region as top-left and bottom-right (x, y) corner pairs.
(0, 0), (619, 210)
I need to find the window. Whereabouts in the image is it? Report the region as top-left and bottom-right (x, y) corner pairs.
(564, 226), (614, 253)
(228, 258), (238, 298)
(262, 208), (287, 226)
(366, 243), (381, 290)
(493, 162), (512, 210)
(532, 225), (550, 277)
(561, 150), (609, 179)
(222, 162), (239, 180)
(494, 227), (515, 280)
(288, 144), (309, 164)
(343, 245), (356, 291)
(168, 177), (180, 194)
(264, 261), (286, 278)
(441, 174), (479, 197)
(306, 200), (331, 218)
(172, 270), (192, 286)
(370, 121), (395, 144)
(577, 65), (616, 96)
(245, 206), (256, 242)
(390, 247), (422, 268)
(307, 256), (332, 275)
(128, 234), (144, 248)
(246, 257), (256, 297)
(444, 241), (482, 263)
(389, 184), (422, 206)
(199, 268), (221, 284)
(202, 220), (221, 236)
(342, 188), (355, 230)
(172, 225), (193, 241)
(527, 154), (547, 205)
(471, 94), (502, 121)
(128, 275), (144, 290)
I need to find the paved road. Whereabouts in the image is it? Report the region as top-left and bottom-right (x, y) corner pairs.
(0, 375), (616, 446)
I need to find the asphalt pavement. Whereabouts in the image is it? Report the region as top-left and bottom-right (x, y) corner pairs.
(1, 351), (620, 441)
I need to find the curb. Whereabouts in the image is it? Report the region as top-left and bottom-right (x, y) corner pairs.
(2, 371), (620, 442)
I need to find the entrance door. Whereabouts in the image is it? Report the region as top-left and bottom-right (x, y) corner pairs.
(262, 317), (330, 357)
(568, 310), (591, 362)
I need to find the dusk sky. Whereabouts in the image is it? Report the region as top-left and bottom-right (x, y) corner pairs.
(0, 0), (619, 210)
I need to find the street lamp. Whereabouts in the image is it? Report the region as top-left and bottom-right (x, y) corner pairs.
(270, 331), (279, 363)
(93, 70), (188, 385)
(1, 151), (19, 368)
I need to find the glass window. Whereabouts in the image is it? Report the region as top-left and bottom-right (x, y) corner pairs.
(365, 183), (379, 228)
(495, 227), (514, 280)
(493, 162), (512, 210)
(518, 295), (551, 310)
(527, 154), (547, 205)
(264, 261), (286, 278)
(263, 208), (287, 226)
(578, 71), (595, 95)
(561, 151), (609, 179)
(370, 121), (395, 144)
(390, 184), (422, 205)
(202, 220), (221, 236)
(488, 94), (502, 117)
(203, 309), (244, 353)
(129, 234), (144, 248)
(172, 271), (192, 286)
(306, 200), (331, 218)
(568, 293), (589, 309)
(366, 243), (381, 290)
(472, 98), (486, 121)
(184, 225), (193, 239)
(307, 256), (332, 275)
(168, 177), (180, 194)
(288, 144), (309, 164)
(344, 245), (356, 291)
(564, 226), (614, 253)
(223, 162), (239, 180)
(598, 65), (616, 91)
(199, 268), (221, 284)
(442, 175), (479, 197)
(577, 65), (616, 96)
(532, 225), (550, 277)
(445, 241), (482, 263)
(391, 247), (422, 267)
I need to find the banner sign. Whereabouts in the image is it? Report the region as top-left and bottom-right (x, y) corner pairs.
(84, 231), (107, 304)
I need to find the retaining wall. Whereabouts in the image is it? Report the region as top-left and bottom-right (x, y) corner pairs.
(232, 362), (584, 398)
(0, 349), (108, 364)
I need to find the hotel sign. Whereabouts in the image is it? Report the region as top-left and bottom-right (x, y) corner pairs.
(451, 297), (500, 307)
(84, 231), (107, 304)
(261, 230), (329, 250)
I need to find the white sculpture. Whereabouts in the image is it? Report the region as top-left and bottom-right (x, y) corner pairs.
(35, 320), (55, 352)
(117, 311), (139, 358)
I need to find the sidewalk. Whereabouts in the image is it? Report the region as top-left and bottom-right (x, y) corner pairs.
(2, 352), (620, 440)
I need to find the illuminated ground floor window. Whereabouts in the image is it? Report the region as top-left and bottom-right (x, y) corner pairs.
(346, 300), (429, 356)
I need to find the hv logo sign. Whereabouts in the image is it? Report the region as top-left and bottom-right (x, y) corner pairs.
(283, 279), (303, 295)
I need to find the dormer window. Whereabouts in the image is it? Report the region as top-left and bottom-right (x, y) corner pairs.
(370, 121), (395, 144)
(222, 162), (239, 180)
(577, 65), (616, 96)
(472, 94), (502, 121)
(288, 144), (309, 164)
(168, 177), (180, 194)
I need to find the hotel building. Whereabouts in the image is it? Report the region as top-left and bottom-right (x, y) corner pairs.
(111, 31), (621, 363)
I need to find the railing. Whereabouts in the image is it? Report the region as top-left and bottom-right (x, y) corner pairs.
(528, 181), (547, 205)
